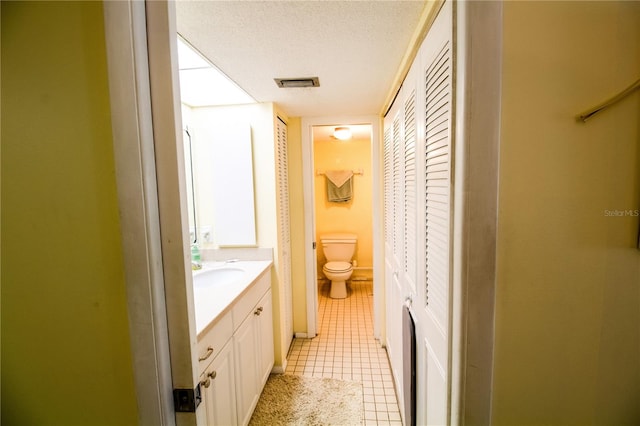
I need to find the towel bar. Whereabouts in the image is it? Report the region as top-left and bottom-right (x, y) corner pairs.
(315, 169), (364, 176)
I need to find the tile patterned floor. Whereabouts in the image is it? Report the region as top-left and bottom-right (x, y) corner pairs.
(285, 280), (402, 425)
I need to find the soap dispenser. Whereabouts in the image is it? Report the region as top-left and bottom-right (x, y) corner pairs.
(191, 243), (202, 270)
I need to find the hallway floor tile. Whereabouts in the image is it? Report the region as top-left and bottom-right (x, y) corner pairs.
(285, 280), (402, 426)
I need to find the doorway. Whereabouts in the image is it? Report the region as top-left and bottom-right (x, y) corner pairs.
(300, 116), (383, 341)
(312, 124), (374, 302)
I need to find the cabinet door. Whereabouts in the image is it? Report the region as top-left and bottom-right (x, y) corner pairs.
(201, 341), (237, 426)
(234, 314), (259, 426)
(256, 290), (274, 387)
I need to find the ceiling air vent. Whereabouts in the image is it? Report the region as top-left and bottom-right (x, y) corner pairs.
(274, 77), (320, 88)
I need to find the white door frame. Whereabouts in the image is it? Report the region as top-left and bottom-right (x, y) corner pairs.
(103, 2), (176, 425)
(450, 1), (502, 424)
(301, 116), (383, 339)
(104, 1), (198, 425)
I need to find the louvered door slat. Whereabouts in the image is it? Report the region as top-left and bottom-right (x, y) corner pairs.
(426, 228), (448, 248)
(426, 205), (448, 219)
(426, 93), (450, 118)
(426, 108), (449, 129)
(425, 162), (448, 173)
(426, 119), (449, 140)
(426, 185), (447, 195)
(426, 75), (450, 107)
(425, 146), (449, 160)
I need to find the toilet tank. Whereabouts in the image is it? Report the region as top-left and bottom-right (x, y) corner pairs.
(320, 233), (357, 261)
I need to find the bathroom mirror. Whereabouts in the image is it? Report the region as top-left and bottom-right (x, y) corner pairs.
(208, 122), (257, 246)
(178, 36), (258, 248)
(181, 118), (257, 248)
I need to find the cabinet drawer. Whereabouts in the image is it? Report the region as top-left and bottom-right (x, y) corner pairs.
(232, 271), (270, 329)
(197, 311), (233, 374)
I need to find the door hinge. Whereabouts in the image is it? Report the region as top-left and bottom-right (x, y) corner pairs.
(313, 241), (316, 250)
(173, 384), (202, 413)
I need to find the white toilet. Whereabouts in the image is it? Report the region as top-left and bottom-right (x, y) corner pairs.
(320, 233), (357, 299)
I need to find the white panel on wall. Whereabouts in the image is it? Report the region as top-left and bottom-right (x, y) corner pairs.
(210, 122), (257, 246)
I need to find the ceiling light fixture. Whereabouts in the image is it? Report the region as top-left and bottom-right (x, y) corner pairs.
(333, 127), (352, 140)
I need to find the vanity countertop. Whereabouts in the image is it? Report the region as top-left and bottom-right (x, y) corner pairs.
(193, 260), (272, 338)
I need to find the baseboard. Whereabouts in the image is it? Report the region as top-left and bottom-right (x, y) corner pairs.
(294, 332), (309, 338)
(351, 276), (372, 282)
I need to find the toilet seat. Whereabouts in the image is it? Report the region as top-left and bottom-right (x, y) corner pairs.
(323, 261), (352, 273)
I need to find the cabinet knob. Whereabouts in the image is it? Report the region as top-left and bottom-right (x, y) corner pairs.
(207, 371), (217, 380)
(200, 378), (211, 388)
(254, 306), (263, 316)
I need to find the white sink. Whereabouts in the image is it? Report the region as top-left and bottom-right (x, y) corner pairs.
(193, 267), (245, 289)
(192, 260), (273, 335)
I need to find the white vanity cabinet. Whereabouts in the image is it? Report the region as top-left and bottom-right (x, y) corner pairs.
(195, 267), (274, 426)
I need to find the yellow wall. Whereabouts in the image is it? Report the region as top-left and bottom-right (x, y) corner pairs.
(1, 2), (139, 425)
(493, 1), (640, 424)
(314, 138), (373, 273)
(286, 118), (308, 332)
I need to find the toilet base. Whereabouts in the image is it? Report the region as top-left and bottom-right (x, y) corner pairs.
(330, 280), (347, 299)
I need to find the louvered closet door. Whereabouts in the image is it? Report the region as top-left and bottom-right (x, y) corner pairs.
(384, 40), (425, 408)
(383, 99), (405, 405)
(276, 117), (293, 354)
(414, 1), (453, 424)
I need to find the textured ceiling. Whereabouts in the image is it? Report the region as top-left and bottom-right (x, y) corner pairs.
(175, 1), (427, 117)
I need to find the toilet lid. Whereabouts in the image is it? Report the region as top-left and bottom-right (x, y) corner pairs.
(324, 261), (352, 272)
